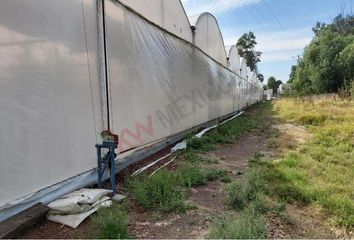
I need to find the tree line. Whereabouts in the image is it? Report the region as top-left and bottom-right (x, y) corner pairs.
(289, 14), (354, 95)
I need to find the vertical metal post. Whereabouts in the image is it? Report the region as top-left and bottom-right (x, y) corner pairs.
(96, 147), (103, 188)
(101, 0), (111, 130)
(109, 148), (116, 196)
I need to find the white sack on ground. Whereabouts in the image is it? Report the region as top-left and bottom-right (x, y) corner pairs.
(47, 188), (112, 214)
(47, 188), (112, 228)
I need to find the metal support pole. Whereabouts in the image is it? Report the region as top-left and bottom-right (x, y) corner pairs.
(109, 148), (116, 195)
(95, 142), (117, 195)
(96, 146), (103, 188)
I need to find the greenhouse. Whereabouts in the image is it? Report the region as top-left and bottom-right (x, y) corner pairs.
(0, 0), (263, 221)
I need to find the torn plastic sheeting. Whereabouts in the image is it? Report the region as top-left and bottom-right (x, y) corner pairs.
(47, 188), (112, 228)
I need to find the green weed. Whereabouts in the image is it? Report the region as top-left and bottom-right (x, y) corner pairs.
(208, 207), (267, 239)
(176, 164), (227, 188)
(128, 170), (186, 213)
(92, 204), (130, 239)
(176, 164), (206, 188)
(228, 166), (266, 210)
(203, 168), (226, 181)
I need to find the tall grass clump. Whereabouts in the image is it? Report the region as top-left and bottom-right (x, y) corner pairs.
(176, 164), (206, 188)
(208, 207), (267, 239)
(175, 164), (227, 188)
(129, 170), (186, 213)
(228, 166), (266, 210)
(92, 205), (130, 239)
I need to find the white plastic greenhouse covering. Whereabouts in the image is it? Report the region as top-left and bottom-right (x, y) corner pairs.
(190, 13), (228, 66)
(119, 0), (193, 43)
(228, 46), (241, 75)
(240, 58), (248, 81)
(0, 0), (263, 221)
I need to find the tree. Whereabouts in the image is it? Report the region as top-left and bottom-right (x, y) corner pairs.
(236, 32), (262, 73)
(288, 65), (297, 83)
(290, 14), (354, 94)
(339, 42), (354, 88)
(312, 22), (326, 37)
(267, 76), (282, 94)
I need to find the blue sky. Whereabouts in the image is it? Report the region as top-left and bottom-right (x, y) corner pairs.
(181, 0), (353, 83)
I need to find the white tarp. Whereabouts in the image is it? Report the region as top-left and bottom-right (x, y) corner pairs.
(47, 188), (112, 228)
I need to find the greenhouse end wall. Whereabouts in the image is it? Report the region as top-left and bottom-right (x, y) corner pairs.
(0, 0), (263, 221)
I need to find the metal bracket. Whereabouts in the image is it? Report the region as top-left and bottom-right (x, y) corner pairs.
(95, 141), (117, 195)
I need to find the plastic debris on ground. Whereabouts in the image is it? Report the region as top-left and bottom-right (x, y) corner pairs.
(47, 188), (113, 228)
(171, 140), (187, 152)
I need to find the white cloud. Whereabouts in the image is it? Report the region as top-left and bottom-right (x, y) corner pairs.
(256, 28), (312, 62)
(255, 28), (312, 52)
(182, 0), (262, 16)
(262, 50), (299, 62)
(256, 37), (312, 52)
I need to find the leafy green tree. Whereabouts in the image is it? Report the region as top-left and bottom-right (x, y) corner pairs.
(291, 14), (354, 94)
(267, 76), (282, 94)
(288, 65), (297, 83)
(236, 32), (262, 73)
(339, 42), (354, 88)
(330, 14), (354, 35)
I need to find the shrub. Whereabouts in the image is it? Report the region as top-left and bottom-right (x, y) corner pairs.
(129, 170), (186, 213)
(185, 151), (203, 163)
(203, 168), (226, 181)
(92, 205), (129, 239)
(220, 175), (232, 183)
(176, 164), (206, 188)
(228, 166), (266, 210)
(187, 137), (215, 152)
